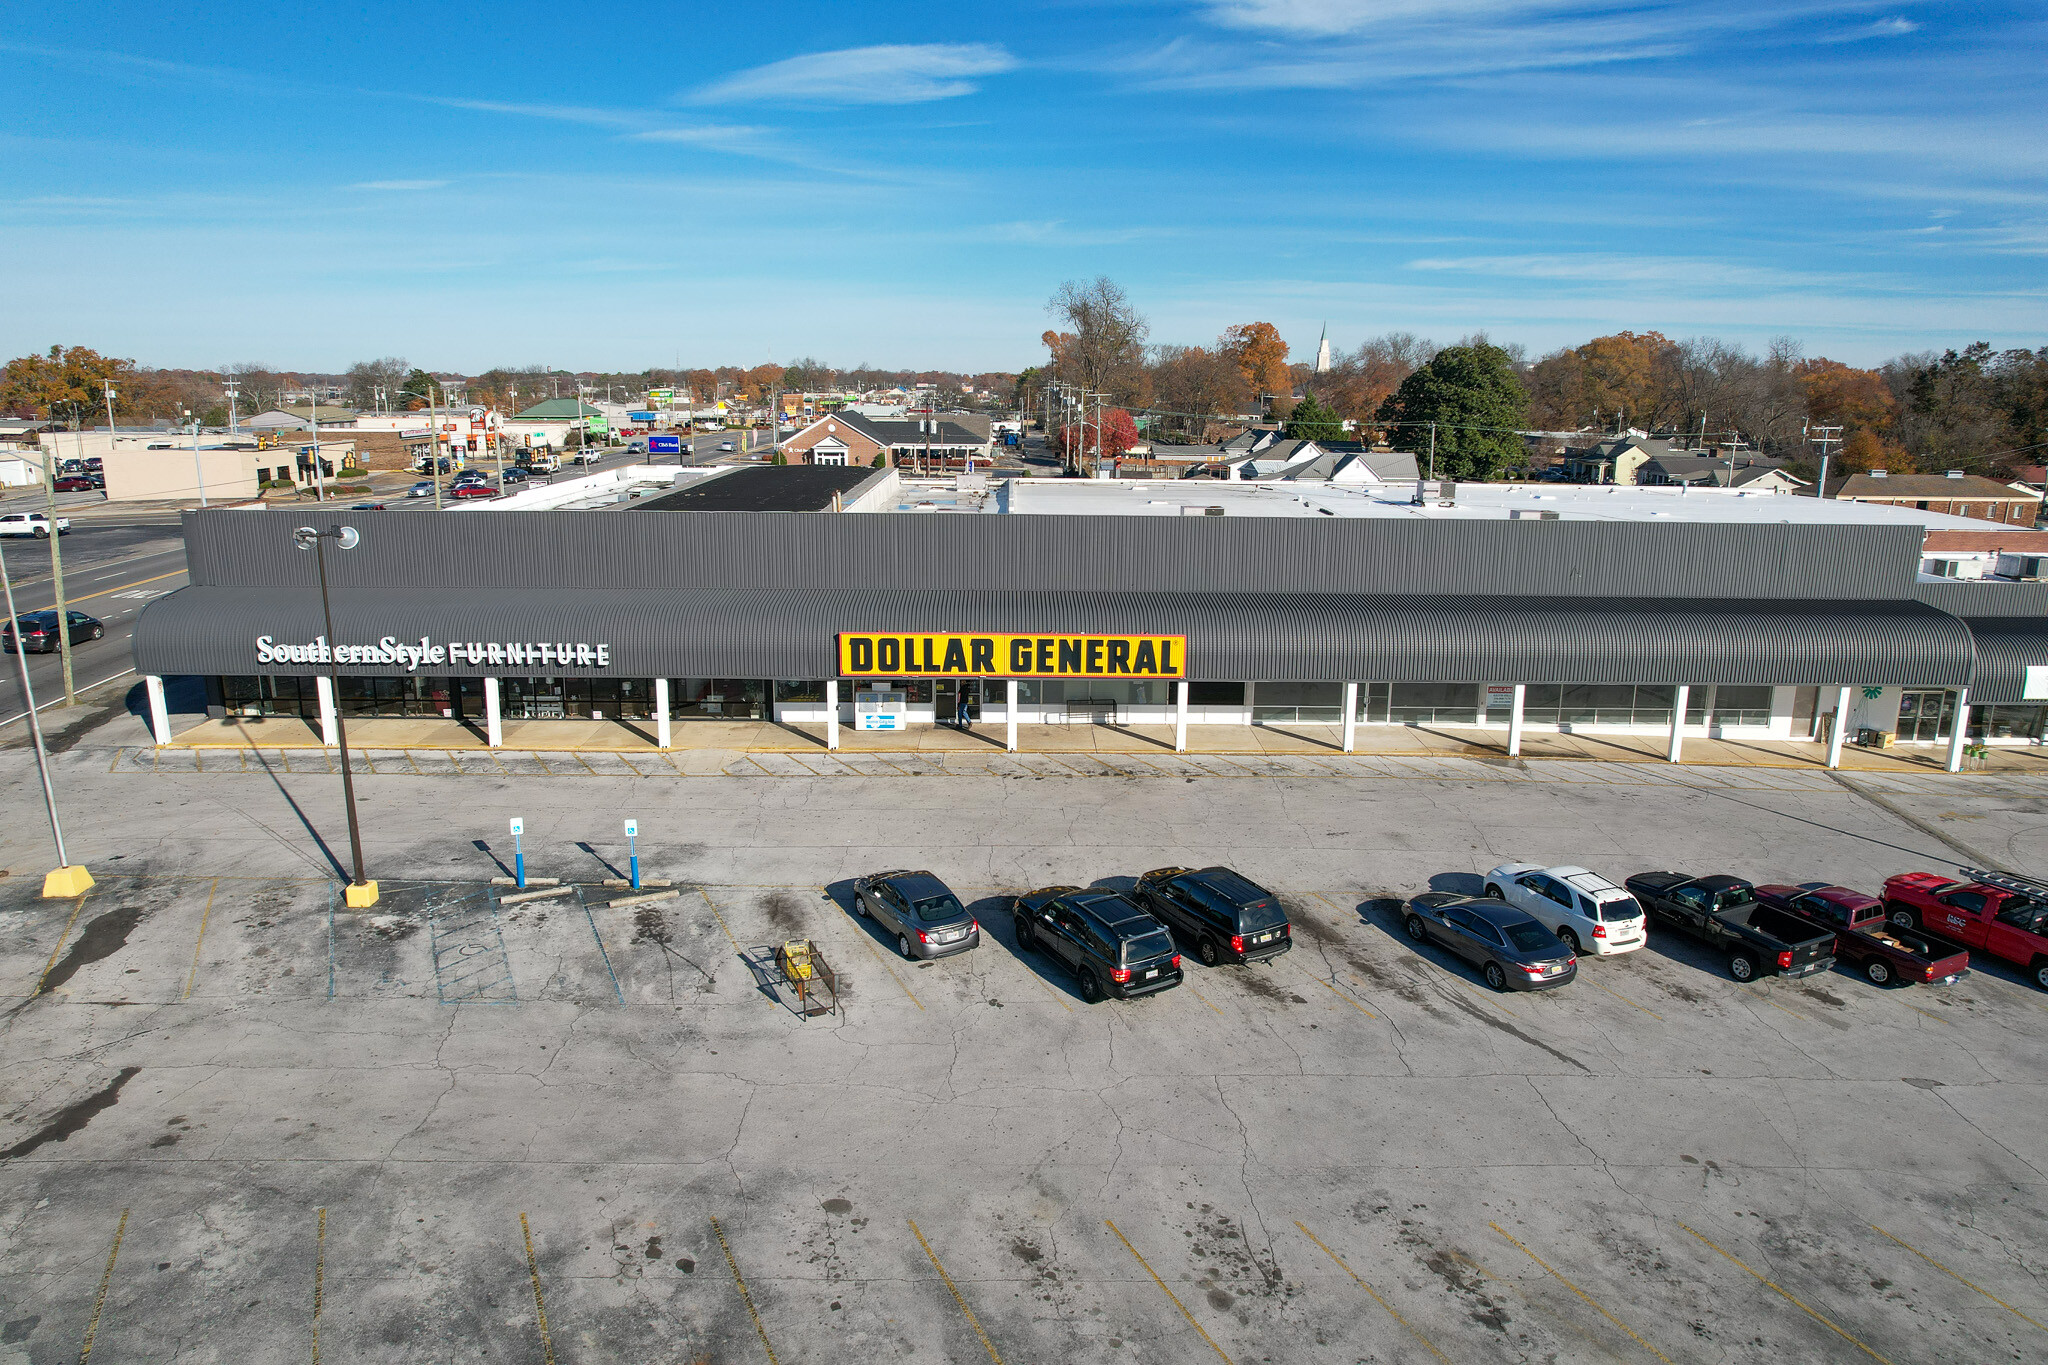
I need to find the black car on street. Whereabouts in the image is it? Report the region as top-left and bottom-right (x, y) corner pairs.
(4, 610), (104, 654)
(1013, 886), (1183, 1002)
(1132, 865), (1291, 965)
(852, 869), (980, 960)
(1404, 892), (1577, 991)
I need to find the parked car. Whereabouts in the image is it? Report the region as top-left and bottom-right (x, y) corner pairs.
(1483, 863), (1647, 956)
(1131, 865), (1291, 966)
(852, 869), (980, 960)
(406, 482), (437, 498)
(59, 459), (85, 475)
(1012, 886), (1182, 1002)
(449, 484), (497, 500)
(1625, 872), (1837, 982)
(1403, 892), (1577, 991)
(84, 457), (103, 471)
(0, 512), (68, 538)
(1753, 883), (1968, 986)
(4, 610), (104, 654)
(52, 476), (99, 492)
(1882, 869), (2048, 990)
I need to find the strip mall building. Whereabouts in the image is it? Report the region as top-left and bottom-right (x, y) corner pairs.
(132, 500), (2048, 769)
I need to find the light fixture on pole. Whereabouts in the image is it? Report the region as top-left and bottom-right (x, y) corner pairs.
(293, 523), (377, 908)
(0, 535), (91, 898)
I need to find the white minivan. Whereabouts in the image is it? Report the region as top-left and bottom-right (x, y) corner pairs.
(1482, 862), (1648, 955)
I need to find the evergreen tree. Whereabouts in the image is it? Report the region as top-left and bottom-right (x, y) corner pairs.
(1374, 344), (1529, 479)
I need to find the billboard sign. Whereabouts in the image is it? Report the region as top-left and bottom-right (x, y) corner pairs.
(647, 435), (681, 455)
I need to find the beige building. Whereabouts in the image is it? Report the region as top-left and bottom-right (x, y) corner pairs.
(101, 445), (262, 503)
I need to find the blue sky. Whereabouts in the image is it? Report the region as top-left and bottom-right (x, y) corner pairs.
(2, 1), (2043, 372)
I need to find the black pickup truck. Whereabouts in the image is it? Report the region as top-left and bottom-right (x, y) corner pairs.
(1624, 872), (1837, 982)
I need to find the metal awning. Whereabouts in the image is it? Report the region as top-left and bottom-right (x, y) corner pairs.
(133, 587), (1977, 687)
(1959, 617), (2048, 704)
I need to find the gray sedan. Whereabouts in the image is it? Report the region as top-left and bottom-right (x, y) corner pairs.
(853, 870), (981, 960)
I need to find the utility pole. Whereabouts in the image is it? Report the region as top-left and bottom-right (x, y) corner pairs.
(1806, 420), (1842, 499)
(42, 411), (77, 703)
(428, 379), (443, 512)
(310, 393), (326, 502)
(225, 375), (241, 435)
(0, 533), (88, 896)
(1427, 421), (1437, 483)
(184, 408), (208, 507)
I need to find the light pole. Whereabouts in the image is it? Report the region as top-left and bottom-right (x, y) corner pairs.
(0, 534), (91, 897)
(183, 408), (208, 507)
(293, 522), (377, 908)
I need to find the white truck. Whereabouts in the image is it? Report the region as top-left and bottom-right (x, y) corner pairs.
(0, 511), (69, 538)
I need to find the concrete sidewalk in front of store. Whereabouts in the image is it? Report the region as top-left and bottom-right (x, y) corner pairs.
(158, 712), (2048, 774)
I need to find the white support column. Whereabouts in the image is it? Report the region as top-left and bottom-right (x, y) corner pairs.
(1667, 685), (1689, 763)
(315, 674), (338, 748)
(1006, 679), (1019, 753)
(1341, 682), (1357, 753)
(656, 677), (673, 749)
(144, 675), (172, 745)
(1243, 680), (1256, 727)
(1946, 688), (1970, 774)
(823, 679), (837, 752)
(484, 676), (503, 748)
(1175, 679), (1190, 754)
(1507, 683), (1526, 757)
(1827, 685), (1851, 769)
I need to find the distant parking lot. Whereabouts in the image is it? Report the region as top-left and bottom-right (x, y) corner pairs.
(1, 754), (2044, 1363)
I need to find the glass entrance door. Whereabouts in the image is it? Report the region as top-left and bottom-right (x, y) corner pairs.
(1897, 689), (1953, 742)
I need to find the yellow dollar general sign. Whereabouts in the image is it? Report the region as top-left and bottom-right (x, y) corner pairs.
(838, 633), (1186, 679)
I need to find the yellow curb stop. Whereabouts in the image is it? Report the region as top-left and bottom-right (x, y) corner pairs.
(43, 865), (94, 898)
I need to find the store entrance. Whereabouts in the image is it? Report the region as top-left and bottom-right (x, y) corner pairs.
(1897, 689), (1953, 743)
(936, 679), (982, 727)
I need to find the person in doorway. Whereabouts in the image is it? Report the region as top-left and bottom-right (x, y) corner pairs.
(956, 686), (974, 732)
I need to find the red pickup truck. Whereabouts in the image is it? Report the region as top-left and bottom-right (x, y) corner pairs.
(1882, 869), (2048, 990)
(1754, 883), (1968, 987)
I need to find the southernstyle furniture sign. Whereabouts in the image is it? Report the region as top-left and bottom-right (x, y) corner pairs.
(255, 635), (614, 673)
(838, 633), (1186, 679)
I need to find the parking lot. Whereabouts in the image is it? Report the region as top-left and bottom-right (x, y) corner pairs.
(1, 737), (2045, 1364)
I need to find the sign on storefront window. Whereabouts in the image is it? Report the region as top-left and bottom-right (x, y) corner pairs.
(855, 688), (907, 731)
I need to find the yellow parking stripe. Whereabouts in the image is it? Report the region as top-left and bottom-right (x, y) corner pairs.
(1105, 1220), (1234, 1363)
(909, 1220), (1004, 1363)
(182, 878), (218, 1001)
(36, 892), (91, 995)
(712, 1216), (780, 1364)
(519, 1214), (557, 1365)
(1679, 1223), (1892, 1363)
(1869, 1225), (2045, 1332)
(1490, 1223), (1671, 1362)
(1584, 977), (1663, 1020)
(78, 1209), (129, 1365)
(1294, 1221), (1450, 1363)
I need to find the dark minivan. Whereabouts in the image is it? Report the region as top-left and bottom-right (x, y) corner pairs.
(1012, 887), (1183, 1002)
(1403, 892), (1577, 992)
(1132, 865), (1291, 966)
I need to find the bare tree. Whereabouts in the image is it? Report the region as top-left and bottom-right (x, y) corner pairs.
(343, 356), (412, 410)
(1045, 277), (1151, 406)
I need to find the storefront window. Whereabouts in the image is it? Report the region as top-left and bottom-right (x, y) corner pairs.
(499, 677), (657, 720)
(1522, 684), (1676, 726)
(1188, 681), (1244, 706)
(1361, 683), (1483, 725)
(776, 680), (826, 703)
(1710, 686), (1773, 728)
(1253, 681), (1343, 723)
(1971, 705), (2047, 742)
(1015, 680), (1169, 707)
(847, 679), (931, 704)
(222, 675), (319, 718)
(672, 679), (766, 719)
(337, 676), (457, 718)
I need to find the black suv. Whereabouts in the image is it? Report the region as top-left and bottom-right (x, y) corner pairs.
(1133, 865), (1292, 966)
(1012, 887), (1182, 1002)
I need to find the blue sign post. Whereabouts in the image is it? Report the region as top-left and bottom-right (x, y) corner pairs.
(624, 818), (640, 889)
(510, 816), (525, 888)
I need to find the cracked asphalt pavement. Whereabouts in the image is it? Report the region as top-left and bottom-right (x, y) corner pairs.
(1, 708), (2045, 1363)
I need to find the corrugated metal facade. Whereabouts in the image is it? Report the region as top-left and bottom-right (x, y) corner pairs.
(127, 509), (2009, 688)
(131, 586), (1975, 686)
(178, 509), (1924, 599)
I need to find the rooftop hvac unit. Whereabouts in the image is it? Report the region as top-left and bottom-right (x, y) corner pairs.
(1180, 505), (1226, 516)
(1509, 509), (1561, 520)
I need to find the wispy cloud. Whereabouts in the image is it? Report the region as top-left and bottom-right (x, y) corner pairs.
(1405, 252), (1847, 291)
(687, 43), (1018, 106)
(349, 179), (447, 191)
(1821, 16), (1920, 43)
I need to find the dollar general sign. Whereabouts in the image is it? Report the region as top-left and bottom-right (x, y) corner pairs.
(838, 633), (1185, 679)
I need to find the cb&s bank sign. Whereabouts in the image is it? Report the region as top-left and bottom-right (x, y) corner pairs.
(839, 633), (1185, 679)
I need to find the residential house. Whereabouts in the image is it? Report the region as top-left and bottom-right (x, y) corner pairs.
(780, 411), (989, 469)
(1833, 470), (2043, 526)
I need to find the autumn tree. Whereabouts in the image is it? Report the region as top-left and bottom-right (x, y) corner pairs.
(1321, 333), (1435, 425)
(1218, 322), (1292, 401)
(1374, 344), (1530, 480)
(0, 345), (135, 422)
(1148, 345), (1250, 439)
(1044, 277), (1151, 406)
(1525, 331), (1682, 431)
(1051, 407), (1140, 466)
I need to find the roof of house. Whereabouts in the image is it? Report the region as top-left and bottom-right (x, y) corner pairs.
(1921, 528), (2048, 553)
(627, 464), (886, 512)
(513, 399), (606, 420)
(1836, 472), (2043, 500)
(814, 411), (987, 448)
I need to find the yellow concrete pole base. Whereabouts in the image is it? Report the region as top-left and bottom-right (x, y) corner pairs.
(42, 865), (95, 898)
(343, 880), (380, 909)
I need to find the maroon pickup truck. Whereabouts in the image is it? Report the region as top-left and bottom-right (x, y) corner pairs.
(1882, 869), (2048, 990)
(1754, 883), (1968, 987)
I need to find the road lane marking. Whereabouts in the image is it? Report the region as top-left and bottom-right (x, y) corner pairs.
(1490, 1223), (1672, 1362)
(519, 1213), (557, 1365)
(36, 892), (92, 995)
(1104, 1220), (1234, 1363)
(1294, 1221), (1450, 1364)
(1679, 1222), (1893, 1363)
(1869, 1225), (2045, 1332)
(909, 1219), (1004, 1363)
(182, 877), (218, 1001)
(78, 1208), (129, 1365)
(712, 1216), (780, 1364)
(312, 1208), (327, 1365)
